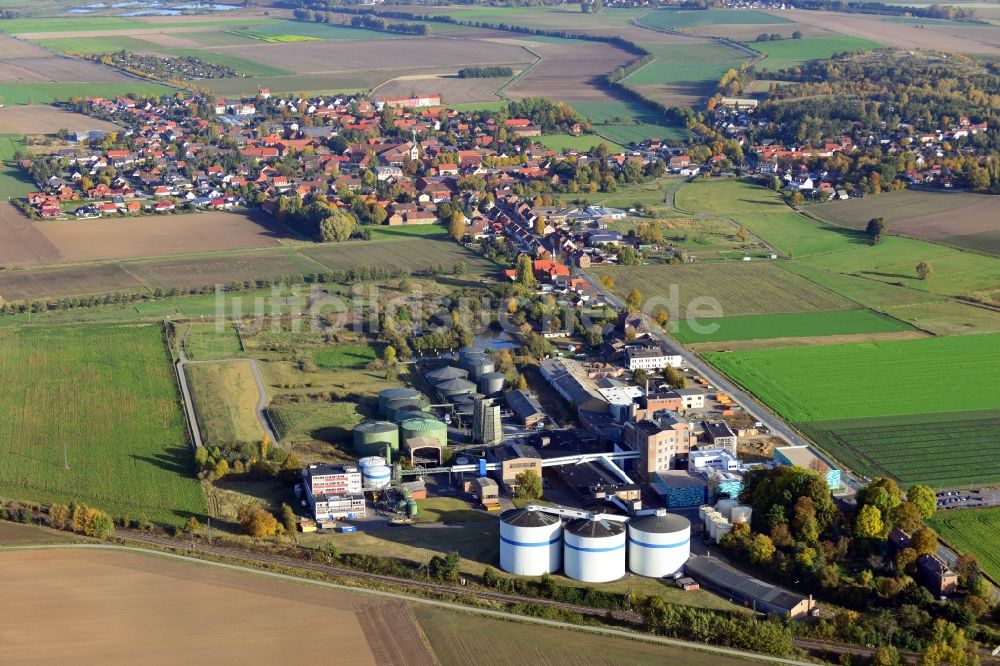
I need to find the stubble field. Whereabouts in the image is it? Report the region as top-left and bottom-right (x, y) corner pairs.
(0, 105), (122, 135)
(0, 324), (204, 523)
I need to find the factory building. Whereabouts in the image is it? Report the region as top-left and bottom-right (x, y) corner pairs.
(702, 421), (738, 454)
(688, 449), (741, 474)
(625, 411), (698, 479)
(505, 389), (545, 429)
(624, 343), (683, 371)
(651, 470), (710, 508)
(490, 443), (543, 491)
(556, 461), (641, 504)
(472, 397), (502, 445)
(539, 357), (609, 414)
(302, 464), (366, 523)
(684, 556), (812, 618)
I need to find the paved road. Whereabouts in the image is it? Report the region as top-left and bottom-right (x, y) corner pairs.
(175, 338), (278, 448)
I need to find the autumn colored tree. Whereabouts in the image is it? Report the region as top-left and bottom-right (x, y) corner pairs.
(237, 504), (279, 538)
(906, 485), (936, 519)
(855, 504), (884, 539)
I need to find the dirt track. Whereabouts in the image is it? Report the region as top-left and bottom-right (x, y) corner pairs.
(0, 549), (377, 666)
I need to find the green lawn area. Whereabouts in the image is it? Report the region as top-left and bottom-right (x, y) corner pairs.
(187, 361), (264, 448)
(366, 223), (446, 240)
(538, 133), (627, 154)
(594, 123), (688, 145)
(34, 35), (165, 54)
(929, 508), (1000, 584)
(624, 42), (749, 85)
(0, 82), (176, 105)
(414, 497), (494, 523)
(313, 344), (376, 370)
(0, 324), (204, 524)
(675, 179), (788, 216)
(640, 8), (791, 30)
(736, 211), (869, 257)
(674, 309), (913, 343)
(0, 134), (35, 199)
(778, 262), (942, 310)
(181, 322), (243, 361)
(705, 333), (1000, 422)
(750, 35), (882, 71)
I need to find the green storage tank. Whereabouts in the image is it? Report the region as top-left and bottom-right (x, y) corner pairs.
(352, 420), (399, 457)
(400, 417), (447, 450)
(378, 387), (421, 418)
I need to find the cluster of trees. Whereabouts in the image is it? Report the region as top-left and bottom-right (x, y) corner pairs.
(866, 216), (888, 244)
(755, 31), (802, 42)
(86, 50), (243, 85)
(505, 97), (583, 134)
(195, 437), (301, 484)
(48, 502), (115, 539)
(273, 197), (360, 242)
(457, 66), (514, 78)
(347, 14), (430, 35)
(793, 0), (980, 22)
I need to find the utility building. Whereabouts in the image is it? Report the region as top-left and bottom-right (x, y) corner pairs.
(473, 397), (502, 445)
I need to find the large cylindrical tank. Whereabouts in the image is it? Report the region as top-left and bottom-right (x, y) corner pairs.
(563, 518), (626, 583)
(715, 498), (738, 522)
(702, 509), (719, 531)
(709, 516), (725, 541)
(358, 456), (391, 490)
(352, 420), (399, 457)
(698, 505), (711, 523)
(400, 417), (447, 449)
(435, 377), (477, 398)
(407, 498), (418, 517)
(628, 512), (691, 578)
(715, 521), (733, 544)
(392, 408), (426, 424)
(378, 387), (421, 418)
(467, 357), (495, 380)
(499, 508), (563, 576)
(730, 505), (752, 525)
(386, 397), (422, 420)
(478, 371), (506, 396)
(426, 365), (469, 383)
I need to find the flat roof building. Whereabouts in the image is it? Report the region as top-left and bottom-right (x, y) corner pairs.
(774, 446), (842, 491)
(490, 443), (542, 492)
(625, 411), (698, 479)
(506, 389), (544, 428)
(702, 421), (737, 454)
(685, 556), (812, 618)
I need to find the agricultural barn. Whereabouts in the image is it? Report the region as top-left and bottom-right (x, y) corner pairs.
(685, 556), (812, 619)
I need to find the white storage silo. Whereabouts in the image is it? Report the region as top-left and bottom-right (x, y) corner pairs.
(563, 518), (626, 583)
(702, 509), (719, 531)
(730, 505), (752, 525)
(715, 521), (733, 544)
(499, 508), (563, 576)
(628, 511), (691, 578)
(698, 505), (711, 523)
(715, 498), (738, 521)
(358, 456), (391, 490)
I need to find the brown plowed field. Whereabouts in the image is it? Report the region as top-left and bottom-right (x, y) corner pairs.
(375, 74), (509, 104)
(0, 549), (377, 666)
(504, 39), (637, 101)
(0, 106), (122, 135)
(0, 206), (295, 268)
(0, 34), (52, 59)
(209, 37), (534, 76)
(0, 263), (144, 301)
(0, 56), (132, 83)
(355, 601), (436, 666)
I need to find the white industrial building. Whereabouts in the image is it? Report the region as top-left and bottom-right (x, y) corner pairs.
(625, 345), (683, 371)
(688, 449), (741, 473)
(303, 463), (366, 523)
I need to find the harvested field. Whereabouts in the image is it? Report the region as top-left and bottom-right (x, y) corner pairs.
(355, 601), (435, 666)
(641, 8), (792, 29)
(0, 55), (131, 83)
(809, 190), (1000, 256)
(0, 549), (378, 665)
(0, 34), (52, 58)
(0, 522), (77, 545)
(208, 37), (533, 77)
(800, 410), (1000, 487)
(504, 38), (637, 102)
(0, 105), (122, 135)
(591, 261), (857, 319)
(0, 203), (61, 266)
(128, 251), (325, 290)
(374, 74), (511, 104)
(686, 330), (928, 352)
(0, 264), (143, 301)
(764, 9), (1000, 54)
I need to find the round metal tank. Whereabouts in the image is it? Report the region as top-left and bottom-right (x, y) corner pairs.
(436, 377), (477, 398)
(426, 365), (469, 383)
(715, 498), (738, 522)
(478, 371), (506, 396)
(730, 505), (752, 525)
(392, 408), (426, 424)
(563, 518), (626, 583)
(715, 522), (733, 544)
(702, 509), (719, 531)
(352, 420), (399, 457)
(698, 505), (711, 523)
(628, 512), (691, 578)
(460, 350), (486, 372)
(400, 417), (447, 449)
(386, 397), (422, 420)
(378, 387), (421, 418)
(467, 358), (495, 380)
(499, 508), (563, 576)
(360, 462), (391, 490)
(407, 498), (418, 517)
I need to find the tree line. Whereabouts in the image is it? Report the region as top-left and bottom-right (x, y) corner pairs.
(458, 66), (514, 78)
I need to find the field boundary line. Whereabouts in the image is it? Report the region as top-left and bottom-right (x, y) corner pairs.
(494, 44), (543, 100)
(0, 542), (811, 666)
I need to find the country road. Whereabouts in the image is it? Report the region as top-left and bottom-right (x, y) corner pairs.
(174, 333), (278, 449)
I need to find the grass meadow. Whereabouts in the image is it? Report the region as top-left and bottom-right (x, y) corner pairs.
(674, 309), (913, 343)
(0, 324), (204, 524)
(539, 134), (627, 154)
(314, 344), (376, 370)
(624, 42), (750, 86)
(187, 361), (264, 448)
(750, 35), (882, 71)
(0, 82), (176, 105)
(640, 8), (791, 29)
(929, 508), (1000, 583)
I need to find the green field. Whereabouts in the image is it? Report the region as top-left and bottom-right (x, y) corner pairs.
(594, 122), (688, 145)
(675, 179), (788, 216)
(200, 75), (368, 97)
(0, 134), (35, 199)
(302, 237), (496, 282)
(229, 21), (395, 40)
(0, 324), (204, 524)
(750, 35), (882, 71)
(929, 508), (1000, 584)
(313, 344), (376, 370)
(182, 322), (244, 361)
(366, 224), (446, 240)
(538, 133), (627, 154)
(623, 42), (750, 86)
(0, 82), (176, 105)
(778, 262), (942, 310)
(0, 16), (276, 33)
(593, 261), (856, 319)
(159, 49), (292, 77)
(35, 35), (164, 54)
(737, 212), (868, 257)
(799, 410), (1000, 488)
(674, 309), (913, 343)
(705, 333), (1000, 422)
(224, 28), (324, 43)
(187, 361), (263, 448)
(881, 300), (1000, 336)
(640, 8), (791, 30)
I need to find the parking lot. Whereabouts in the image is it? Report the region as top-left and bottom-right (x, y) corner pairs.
(935, 487), (1000, 510)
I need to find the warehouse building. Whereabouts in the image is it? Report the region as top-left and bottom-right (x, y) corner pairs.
(685, 556), (812, 618)
(490, 443), (542, 491)
(557, 460), (642, 504)
(506, 389), (545, 428)
(702, 421), (738, 454)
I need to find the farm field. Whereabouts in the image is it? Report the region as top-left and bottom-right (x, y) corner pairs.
(808, 190), (1000, 257)
(749, 35), (882, 71)
(592, 261), (856, 319)
(187, 361), (264, 448)
(373, 73), (513, 105)
(799, 410), (1000, 488)
(0, 82), (176, 105)
(0, 135), (35, 199)
(0, 549), (385, 665)
(881, 300), (1000, 336)
(415, 606), (752, 666)
(929, 508), (1000, 584)
(673, 309), (914, 344)
(314, 344), (376, 370)
(0, 521), (78, 545)
(0, 324), (204, 524)
(675, 178), (789, 216)
(640, 8), (792, 30)
(538, 133), (627, 154)
(303, 237), (495, 281)
(624, 42), (750, 86)
(156, 49), (292, 77)
(34, 34), (168, 54)
(705, 333), (1000, 422)
(778, 262), (943, 310)
(0, 16), (277, 34)
(0, 105), (122, 135)
(594, 122), (688, 144)
(737, 211), (868, 257)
